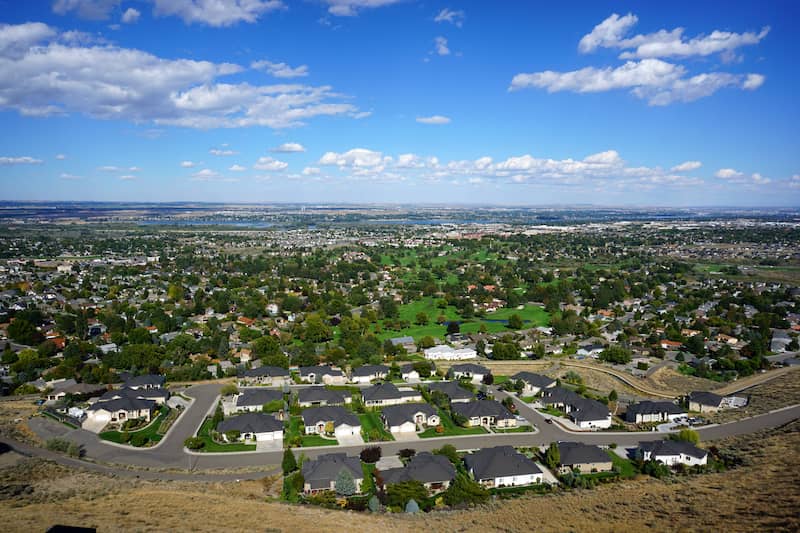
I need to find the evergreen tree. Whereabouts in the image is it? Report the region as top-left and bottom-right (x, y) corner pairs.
(335, 467), (357, 496)
(545, 442), (560, 471)
(282, 448), (298, 475)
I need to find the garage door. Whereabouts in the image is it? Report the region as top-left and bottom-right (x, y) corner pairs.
(335, 425), (357, 437)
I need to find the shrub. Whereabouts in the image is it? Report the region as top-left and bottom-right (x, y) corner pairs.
(45, 438), (71, 453)
(443, 473), (489, 506)
(66, 442), (83, 458)
(360, 445), (382, 464)
(405, 499), (420, 514)
(386, 480), (427, 509)
(432, 444), (460, 465)
(220, 384), (239, 396)
(398, 448), (416, 460)
(368, 494), (381, 512)
(669, 428), (700, 444)
(282, 448), (298, 474)
(120, 431), (131, 443)
(184, 437), (205, 450)
(335, 468), (357, 496)
(130, 433), (148, 447)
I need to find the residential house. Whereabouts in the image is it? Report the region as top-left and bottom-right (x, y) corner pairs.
(350, 364), (390, 384)
(660, 340), (683, 350)
(423, 345), (477, 360)
(625, 401), (686, 424)
(84, 397), (156, 428)
(239, 365), (291, 386)
(400, 363), (420, 382)
(510, 372), (557, 396)
(447, 363), (489, 384)
(380, 403), (440, 434)
(301, 453), (364, 495)
(99, 386), (170, 406)
(557, 442), (613, 474)
(427, 381), (474, 403)
(216, 412), (283, 442)
(297, 387), (351, 408)
(124, 374), (165, 390)
(380, 452), (456, 493)
(451, 400), (516, 428)
(540, 387), (584, 411)
(47, 382), (106, 402)
(464, 446), (543, 488)
(688, 391), (724, 413)
(301, 406), (361, 439)
(569, 399), (612, 430)
(577, 343), (605, 358)
(361, 382), (423, 407)
(389, 336), (417, 353)
(638, 440), (708, 466)
(299, 365), (347, 385)
(234, 389), (283, 413)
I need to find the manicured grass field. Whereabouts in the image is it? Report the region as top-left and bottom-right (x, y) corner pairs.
(418, 409), (489, 438)
(99, 406), (170, 446)
(194, 417), (256, 452)
(492, 425), (534, 433)
(607, 450), (638, 479)
(359, 412), (394, 442)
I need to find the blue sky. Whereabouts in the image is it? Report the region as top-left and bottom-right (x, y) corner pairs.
(0, 0), (798, 206)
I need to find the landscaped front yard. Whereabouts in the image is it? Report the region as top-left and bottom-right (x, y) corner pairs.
(194, 417), (256, 452)
(99, 406), (171, 447)
(492, 425), (534, 433)
(359, 412), (394, 442)
(285, 416), (339, 447)
(419, 409), (489, 438)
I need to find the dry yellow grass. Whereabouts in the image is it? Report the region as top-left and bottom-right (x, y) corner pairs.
(647, 366), (717, 393)
(0, 398), (42, 445)
(708, 369), (800, 424)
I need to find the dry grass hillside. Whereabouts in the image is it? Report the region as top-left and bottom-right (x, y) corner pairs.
(708, 369), (800, 424)
(2, 419), (798, 532)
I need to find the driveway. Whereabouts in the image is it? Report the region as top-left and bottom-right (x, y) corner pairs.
(256, 440), (283, 452)
(337, 433), (365, 446)
(81, 417), (108, 434)
(391, 431), (420, 442)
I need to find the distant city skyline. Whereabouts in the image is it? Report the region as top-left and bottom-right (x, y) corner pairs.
(0, 1), (798, 206)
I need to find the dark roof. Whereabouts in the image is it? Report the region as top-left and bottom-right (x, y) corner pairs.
(390, 336), (415, 345)
(688, 391), (724, 407)
(236, 389), (283, 407)
(301, 406), (360, 428)
(352, 364), (390, 377)
(451, 400), (513, 420)
(125, 374), (165, 388)
(382, 452), (456, 485)
(427, 381), (474, 401)
(569, 399), (611, 422)
(558, 442), (611, 466)
(464, 446), (541, 480)
(449, 363), (489, 374)
(100, 387), (169, 402)
(87, 396), (155, 412)
(299, 365), (344, 378)
(540, 387), (583, 406)
(301, 453), (363, 490)
(216, 412), (283, 434)
(639, 440), (707, 460)
(626, 401), (685, 422)
(243, 365), (289, 378)
(362, 382), (417, 401)
(510, 372), (556, 389)
(381, 403), (437, 427)
(298, 387), (350, 404)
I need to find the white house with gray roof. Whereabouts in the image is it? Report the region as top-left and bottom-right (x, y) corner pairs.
(464, 446), (543, 488)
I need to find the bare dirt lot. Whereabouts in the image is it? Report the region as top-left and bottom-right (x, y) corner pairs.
(2, 419), (798, 532)
(708, 369), (800, 424)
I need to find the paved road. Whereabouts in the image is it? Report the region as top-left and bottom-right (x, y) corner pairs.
(6, 381), (800, 479)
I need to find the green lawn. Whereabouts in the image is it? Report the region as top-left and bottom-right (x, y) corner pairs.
(492, 425), (534, 433)
(285, 416), (339, 447)
(194, 417), (256, 452)
(359, 412), (394, 442)
(419, 409), (489, 438)
(99, 406), (170, 446)
(607, 450), (637, 479)
(538, 406), (565, 417)
(361, 463), (376, 495)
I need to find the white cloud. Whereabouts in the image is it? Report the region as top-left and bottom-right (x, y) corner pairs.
(229, 164), (246, 171)
(122, 8), (141, 23)
(180, 160), (196, 168)
(252, 60), (309, 79)
(0, 22), (359, 128)
(152, 0), (284, 27)
(580, 13), (770, 60)
(319, 148), (387, 168)
(128, 166), (141, 172)
(742, 73), (765, 90)
(790, 175), (800, 189)
(323, 0), (402, 17)
(0, 156), (42, 165)
(210, 148), (237, 156)
(714, 167), (769, 185)
(271, 142), (306, 152)
(60, 173), (81, 180)
(715, 168), (744, 179)
(52, 0), (120, 20)
(119, 174), (136, 180)
(434, 36), (450, 56)
(671, 161), (702, 172)
(98, 165), (120, 171)
(434, 8), (465, 28)
(302, 166), (320, 175)
(55, 154), (67, 160)
(192, 168), (219, 180)
(416, 115), (451, 125)
(583, 150), (622, 165)
(253, 156), (288, 171)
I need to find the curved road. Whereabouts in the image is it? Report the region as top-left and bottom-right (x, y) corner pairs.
(3, 382), (799, 480)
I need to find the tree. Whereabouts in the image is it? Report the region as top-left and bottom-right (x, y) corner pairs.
(432, 444), (460, 465)
(419, 336), (436, 349)
(335, 467), (357, 496)
(324, 421), (335, 435)
(599, 345), (632, 364)
(282, 447), (298, 474)
(360, 445), (382, 463)
(184, 437), (205, 450)
(415, 312), (428, 326)
(220, 384), (239, 396)
(491, 342), (520, 360)
(544, 442), (560, 470)
(446, 322), (460, 335)
(368, 494), (381, 512)
(443, 473), (490, 506)
(405, 499), (420, 514)
(386, 480), (427, 508)
(398, 448), (416, 460)
(669, 428), (700, 445)
(8, 318), (43, 346)
(608, 389), (618, 403)
(507, 314), (523, 330)
(482, 373), (494, 385)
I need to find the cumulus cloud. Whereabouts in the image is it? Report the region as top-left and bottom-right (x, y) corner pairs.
(210, 148), (237, 156)
(302, 166), (320, 175)
(229, 164), (246, 171)
(152, 0), (284, 27)
(742, 73), (765, 90)
(323, 0), (402, 17)
(55, 154), (67, 160)
(416, 115), (451, 125)
(319, 148), (388, 168)
(192, 168), (219, 180)
(715, 167), (769, 185)
(252, 60), (309, 78)
(52, 0), (120, 20)
(253, 156), (288, 171)
(0, 22), (359, 128)
(671, 161), (702, 172)
(790, 175), (800, 189)
(60, 173), (81, 180)
(434, 8), (465, 28)
(122, 8), (141, 24)
(271, 142), (306, 152)
(715, 168), (744, 179)
(119, 174), (137, 180)
(0, 156), (42, 165)
(180, 160), (195, 168)
(580, 13), (770, 60)
(434, 36), (450, 56)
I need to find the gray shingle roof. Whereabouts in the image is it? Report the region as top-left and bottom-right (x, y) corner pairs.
(625, 401), (685, 422)
(382, 452), (455, 485)
(449, 363), (489, 375)
(557, 442), (610, 466)
(301, 406), (360, 428)
(380, 403), (437, 427)
(125, 374), (165, 388)
(236, 389), (283, 407)
(510, 372), (556, 389)
(351, 364), (390, 378)
(216, 412), (283, 434)
(100, 387), (169, 402)
(298, 387), (350, 404)
(639, 439), (707, 460)
(451, 400), (513, 421)
(464, 446), (541, 480)
(243, 365), (289, 378)
(301, 453), (363, 490)
(362, 382), (417, 402)
(427, 381), (473, 401)
(87, 396), (155, 413)
(569, 398), (610, 422)
(688, 391), (724, 407)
